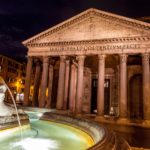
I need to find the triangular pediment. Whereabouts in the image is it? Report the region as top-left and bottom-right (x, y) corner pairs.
(23, 8), (150, 46)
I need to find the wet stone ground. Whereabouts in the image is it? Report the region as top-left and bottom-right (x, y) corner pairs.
(100, 122), (150, 149)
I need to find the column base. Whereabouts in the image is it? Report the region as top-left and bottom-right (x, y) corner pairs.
(74, 113), (83, 117)
(142, 119), (150, 127)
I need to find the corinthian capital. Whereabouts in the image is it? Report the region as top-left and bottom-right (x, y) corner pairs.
(142, 53), (149, 63)
(120, 54), (128, 63)
(34, 58), (41, 65)
(43, 56), (49, 63)
(65, 59), (70, 66)
(98, 54), (106, 61)
(60, 56), (66, 62)
(28, 56), (33, 62)
(76, 55), (85, 62)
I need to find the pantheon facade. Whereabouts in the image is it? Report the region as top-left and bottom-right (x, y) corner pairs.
(23, 8), (150, 120)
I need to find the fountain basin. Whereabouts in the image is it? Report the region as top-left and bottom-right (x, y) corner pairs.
(0, 108), (130, 150)
(0, 111), (94, 150)
(0, 113), (29, 130)
(41, 112), (105, 144)
(41, 112), (131, 150)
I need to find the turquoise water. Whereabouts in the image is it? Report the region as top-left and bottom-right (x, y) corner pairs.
(0, 111), (94, 150)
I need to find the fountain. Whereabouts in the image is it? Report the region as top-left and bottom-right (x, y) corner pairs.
(0, 76), (130, 150)
(0, 77), (95, 150)
(0, 76), (29, 130)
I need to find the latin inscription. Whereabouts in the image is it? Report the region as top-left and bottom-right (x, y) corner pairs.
(49, 44), (140, 52)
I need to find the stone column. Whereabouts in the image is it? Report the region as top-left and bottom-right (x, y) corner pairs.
(56, 56), (66, 110)
(46, 63), (54, 108)
(142, 53), (150, 120)
(69, 63), (77, 113)
(39, 57), (49, 107)
(75, 55), (85, 114)
(24, 56), (33, 106)
(97, 55), (105, 116)
(32, 59), (41, 107)
(119, 54), (128, 118)
(63, 59), (70, 110)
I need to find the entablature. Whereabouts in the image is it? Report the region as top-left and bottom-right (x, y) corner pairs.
(27, 36), (150, 57)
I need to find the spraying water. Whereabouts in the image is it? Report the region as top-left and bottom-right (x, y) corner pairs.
(0, 76), (23, 137)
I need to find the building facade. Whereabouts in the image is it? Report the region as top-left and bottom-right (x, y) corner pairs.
(0, 55), (26, 103)
(23, 8), (150, 120)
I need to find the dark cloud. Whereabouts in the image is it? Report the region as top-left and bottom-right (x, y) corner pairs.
(0, 34), (27, 61)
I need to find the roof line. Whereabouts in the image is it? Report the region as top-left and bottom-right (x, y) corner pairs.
(23, 8), (150, 45)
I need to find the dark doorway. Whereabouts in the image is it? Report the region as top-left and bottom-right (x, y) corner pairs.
(51, 69), (59, 108)
(91, 78), (110, 114)
(104, 79), (110, 115)
(129, 74), (143, 119)
(91, 79), (97, 113)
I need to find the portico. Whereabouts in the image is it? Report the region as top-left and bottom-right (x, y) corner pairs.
(23, 8), (150, 120)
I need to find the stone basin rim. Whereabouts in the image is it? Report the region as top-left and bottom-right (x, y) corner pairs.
(41, 112), (131, 150)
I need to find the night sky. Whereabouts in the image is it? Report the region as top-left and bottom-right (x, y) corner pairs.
(0, 0), (149, 61)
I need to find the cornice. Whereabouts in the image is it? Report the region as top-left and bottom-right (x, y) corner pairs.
(92, 10), (150, 31)
(26, 36), (150, 47)
(23, 8), (150, 46)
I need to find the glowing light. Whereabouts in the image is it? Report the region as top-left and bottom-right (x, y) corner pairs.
(37, 113), (43, 117)
(12, 138), (59, 150)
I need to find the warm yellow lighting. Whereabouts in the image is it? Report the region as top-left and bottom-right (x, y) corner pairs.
(0, 76), (4, 84)
(46, 88), (48, 97)
(15, 78), (22, 92)
(45, 121), (94, 147)
(0, 125), (30, 139)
